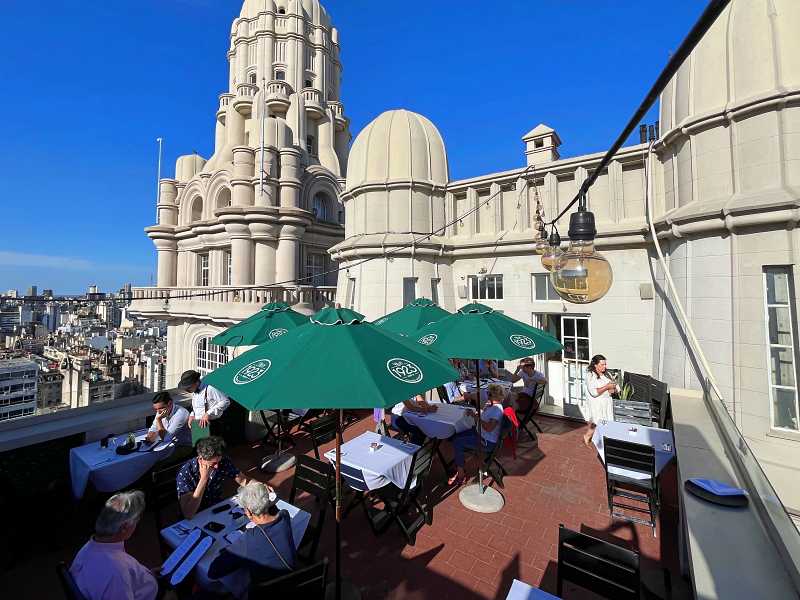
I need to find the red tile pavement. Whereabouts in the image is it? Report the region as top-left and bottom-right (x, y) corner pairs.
(1, 412), (680, 599)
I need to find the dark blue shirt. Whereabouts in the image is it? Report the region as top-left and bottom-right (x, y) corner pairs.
(176, 456), (239, 510)
(208, 510), (296, 582)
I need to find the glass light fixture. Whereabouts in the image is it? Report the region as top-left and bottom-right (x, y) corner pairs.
(540, 230), (562, 271)
(550, 203), (613, 303)
(533, 223), (550, 255)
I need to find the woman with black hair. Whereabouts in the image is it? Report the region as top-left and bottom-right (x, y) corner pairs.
(583, 354), (618, 447)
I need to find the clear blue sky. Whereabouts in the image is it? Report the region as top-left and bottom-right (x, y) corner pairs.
(0, 0), (705, 295)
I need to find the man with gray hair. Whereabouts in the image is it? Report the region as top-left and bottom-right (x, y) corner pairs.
(208, 481), (296, 582)
(70, 490), (159, 600)
(177, 436), (248, 518)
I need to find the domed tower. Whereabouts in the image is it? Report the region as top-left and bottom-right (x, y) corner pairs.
(652, 1), (800, 423)
(330, 110), (452, 318)
(147, 0), (349, 290)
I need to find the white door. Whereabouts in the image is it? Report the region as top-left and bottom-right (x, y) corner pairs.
(561, 315), (591, 420)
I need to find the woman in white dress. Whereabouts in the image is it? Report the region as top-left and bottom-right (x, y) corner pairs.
(583, 354), (618, 446)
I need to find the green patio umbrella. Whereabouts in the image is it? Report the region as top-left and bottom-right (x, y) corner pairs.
(372, 297), (451, 336)
(412, 302), (562, 511)
(210, 301), (309, 347)
(204, 306), (458, 599)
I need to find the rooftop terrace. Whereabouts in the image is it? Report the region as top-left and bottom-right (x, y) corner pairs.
(0, 387), (797, 599)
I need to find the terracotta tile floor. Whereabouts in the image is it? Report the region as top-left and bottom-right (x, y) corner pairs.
(0, 412), (680, 599)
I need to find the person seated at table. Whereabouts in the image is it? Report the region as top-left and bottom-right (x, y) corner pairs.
(509, 358), (547, 413)
(177, 436), (248, 519)
(145, 391), (191, 452)
(179, 370), (232, 435)
(208, 481), (296, 583)
(478, 359), (499, 379)
(447, 383), (506, 486)
(388, 394), (436, 445)
(451, 358), (471, 382)
(70, 490), (162, 600)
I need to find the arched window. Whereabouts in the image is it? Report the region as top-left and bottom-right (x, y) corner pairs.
(249, 72), (257, 85)
(196, 337), (228, 376)
(277, 7), (286, 14)
(190, 196), (203, 222)
(274, 69), (286, 81)
(216, 187), (231, 210)
(312, 192), (330, 221)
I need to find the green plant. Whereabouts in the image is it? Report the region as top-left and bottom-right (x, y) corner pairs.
(619, 383), (634, 401)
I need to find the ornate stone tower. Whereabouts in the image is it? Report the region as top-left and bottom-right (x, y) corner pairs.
(147, 0), (350, 291)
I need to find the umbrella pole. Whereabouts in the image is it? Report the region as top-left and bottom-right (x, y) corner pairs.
(475, 360), (484, 494)
(336, 408), (343, 600)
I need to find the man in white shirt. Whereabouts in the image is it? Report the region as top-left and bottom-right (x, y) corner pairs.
(510, 358), (547, 413)
(145, 391), (191, 448)
(180, 370), (231, 435)
(70, 491), (163, 600)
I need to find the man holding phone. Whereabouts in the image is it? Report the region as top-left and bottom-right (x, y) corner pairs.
(145, 392), (191, 449)
(177, 436), (248, 519)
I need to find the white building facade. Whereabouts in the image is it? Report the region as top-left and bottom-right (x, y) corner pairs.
(132, 0), (800, 511)
(0, 359), (38, 421)
(132, 0), (349, 382)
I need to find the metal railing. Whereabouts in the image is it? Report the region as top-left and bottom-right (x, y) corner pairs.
(704, 379), (800, 590)
(130, 285), (337, 308)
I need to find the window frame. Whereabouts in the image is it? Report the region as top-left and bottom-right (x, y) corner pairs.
(467, 274), (504, 301)
(222, 250), (232, 286)
(196, 337), (229, 376)
(403, 277), (418, 307)
(305, 252), (326, 287)
(763, 266), (800, 433)
(197, 253), (210, 287)
(532, 273), (559, 301)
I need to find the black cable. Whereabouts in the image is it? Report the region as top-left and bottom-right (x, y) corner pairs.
(547, 0), (732, 226)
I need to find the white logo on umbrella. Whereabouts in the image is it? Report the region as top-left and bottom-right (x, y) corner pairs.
(233, 359), (272, 385)
(268, 328), (288, 340)
(418, 333), (438, 346)
(386, 358), (423, 383)
(375, 317), (388, 325)
(510, 334), (536, 350)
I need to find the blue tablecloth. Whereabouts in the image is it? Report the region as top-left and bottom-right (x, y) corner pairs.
(161, 497), (309, 599)
(506, 579), (561, 599)
(403, 403), (475, 439)
(325, 431), (419, 490)
(592, 420), (675, 480)
(69, 429), (176, 499)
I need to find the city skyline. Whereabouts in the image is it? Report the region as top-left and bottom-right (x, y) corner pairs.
(0, 1), (704, 293)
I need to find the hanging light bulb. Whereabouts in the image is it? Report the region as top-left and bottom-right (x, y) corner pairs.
(550, 200), (613, 303)
(533, 223), (550, 255)
(540, 229), (562, 271)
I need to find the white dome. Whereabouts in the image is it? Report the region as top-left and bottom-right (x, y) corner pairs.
(346, 110), (449, 192)
(240, 0), (329, 24)
(660, 0), (800, 132)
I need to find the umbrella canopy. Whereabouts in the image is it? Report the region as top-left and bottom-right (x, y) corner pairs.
(204, 306), (459, 411)
(372, 297), (451, 336)
(412, 302), (563, 360)
(210, 301), (309, 347)
(204, 306), (458, 600)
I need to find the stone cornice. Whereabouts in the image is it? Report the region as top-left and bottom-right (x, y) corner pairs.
(341, 179), (447, 202)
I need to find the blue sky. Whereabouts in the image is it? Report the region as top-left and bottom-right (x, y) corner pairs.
(0, 1), (705, 295)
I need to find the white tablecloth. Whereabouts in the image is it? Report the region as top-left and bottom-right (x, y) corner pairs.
(402, 404), (475, 439)
(460, 378), (515, 401)
(325, 431), (419, 490)
(69, 429), (176, 499)
(506, 578), (561, 599)
(592, 420), (675, 481)
(161, 497), (310, 599)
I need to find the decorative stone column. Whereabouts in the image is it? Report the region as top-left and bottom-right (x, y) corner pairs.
(225, 223), (253, 286)
(251, 221), (279, 286)
(279, 148), (302, 209)
(157, 180), (178, 226)
(153, 237), (178, 287)
(276, 223), (304, 284)
(232, 146), (255, 207)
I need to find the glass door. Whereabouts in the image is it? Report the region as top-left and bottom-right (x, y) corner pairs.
(561, 315), (591, 420)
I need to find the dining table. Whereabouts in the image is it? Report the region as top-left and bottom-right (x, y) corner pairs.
(402, 403), (475, 440)
(324, 431), (419, 491)
(160, 496), (310, 598)
(69, 428), (176, 499)
(592, 419), (676, 480)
